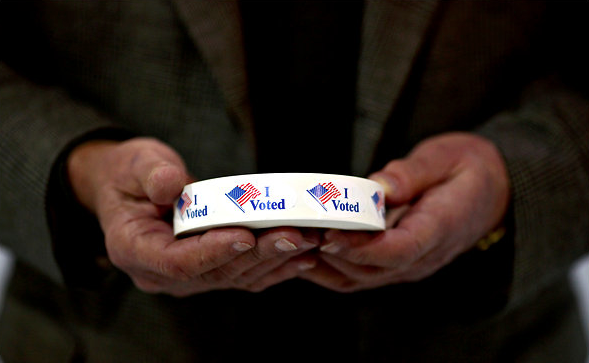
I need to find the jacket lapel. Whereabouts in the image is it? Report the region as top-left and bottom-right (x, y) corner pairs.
(170, 0), (255, 146)
(352, 0), (440, 175)
(171, 0), (439, 175)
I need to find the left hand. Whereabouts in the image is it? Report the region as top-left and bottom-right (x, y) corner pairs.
(299, 132), (510, 292)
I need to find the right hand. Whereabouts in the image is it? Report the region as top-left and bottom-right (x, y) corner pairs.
(67, 137), (318, 296)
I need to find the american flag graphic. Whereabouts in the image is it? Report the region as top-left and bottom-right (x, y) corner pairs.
(225, 183), (261, 212)
(371, 191), (384, 214)
(177, 192), (192, 215)
(307, 182), (341, 211)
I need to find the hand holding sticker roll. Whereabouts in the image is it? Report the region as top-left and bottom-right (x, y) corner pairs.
(67, 137), (318, 296)
(299, 132), (511, 292)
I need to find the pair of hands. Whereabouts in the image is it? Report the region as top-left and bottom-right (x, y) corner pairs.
(67, 133), (509, 297)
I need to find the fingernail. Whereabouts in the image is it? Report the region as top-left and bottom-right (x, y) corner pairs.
(275, 238), (298, 252)
(232, 242), (253, 252)
(298, 260), (317, 271)
(300, 239), (318, 250)
(320, 242), (341, 254)
(371, 175), (395, 197)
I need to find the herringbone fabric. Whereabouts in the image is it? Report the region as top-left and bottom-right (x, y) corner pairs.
(0, 1), (587, 362)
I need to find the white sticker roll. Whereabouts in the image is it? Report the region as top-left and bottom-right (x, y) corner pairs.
(173, 173), (386, 236)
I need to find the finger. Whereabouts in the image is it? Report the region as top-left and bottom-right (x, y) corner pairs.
(385, 204), (411, 228)
(248, 227), (319, 262)
(316, 223), (442, 285)
(144, 162), (189, 205)
(318, 253), (391, 281)
(298, 259), (360, 293)
(127, 140), (190, 205)
(245, 229), (321, 275)
(383, 248), (452, 283)
(321, 166), (495, 271)
(104, 202), (257, 284)
(127, 228), (262, 296)
(316, 252), (434, 287)
(369, 142), (457, 205)
(242, 254), (318, 292)
(304, 245), (435, 292)
(200, 227), (319, 285)
(319, 210), (440, 269)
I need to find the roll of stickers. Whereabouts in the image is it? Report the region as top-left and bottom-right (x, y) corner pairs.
(173, 173), (386, 236)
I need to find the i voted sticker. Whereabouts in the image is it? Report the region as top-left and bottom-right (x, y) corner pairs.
(174, 173), (385, 236)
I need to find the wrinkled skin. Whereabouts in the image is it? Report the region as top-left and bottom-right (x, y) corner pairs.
(67, 132), (509, 295)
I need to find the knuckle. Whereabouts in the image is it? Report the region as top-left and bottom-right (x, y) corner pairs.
(247, 245), (269, 263)
(193, 248), (230, 273)
(156, 259), (191, 282)
(383, 161), (412, 194)
(103, 232), (133, 271)
(402, 235), (425, 264)
(349, 248), (378, 266)
(383, 160), (405, 181)
(200, 268), (233, 287)
(349, 248), (374, 266)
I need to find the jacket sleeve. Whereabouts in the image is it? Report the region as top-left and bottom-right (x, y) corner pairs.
(477, 76), (589, 308)
(475, 3), (589, 309)
(0, 63), (125, 285)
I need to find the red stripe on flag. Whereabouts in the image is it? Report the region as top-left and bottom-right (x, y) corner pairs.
(180, 192), (192, 213)
(319, 182), (341, 204)
(236, 183), (261, 205)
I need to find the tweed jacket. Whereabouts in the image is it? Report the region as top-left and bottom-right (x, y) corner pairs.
(1, 1), (588, 362)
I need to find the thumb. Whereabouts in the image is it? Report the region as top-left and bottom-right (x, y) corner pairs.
(144, 162), (189, 205)
(370, 142), (458, 205)
(129, 139), (190, 205)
